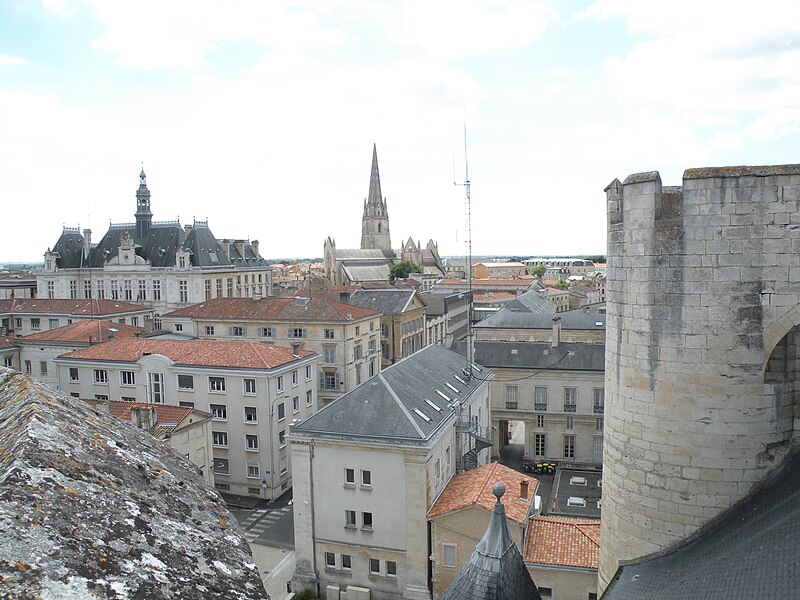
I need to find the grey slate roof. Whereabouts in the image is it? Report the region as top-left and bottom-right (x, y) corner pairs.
(476, 308), (606, 331)
(334, 248), (396, 260)
(0, 367), (267, 599)
(342, 263), (392, 283)
(441, 482), (541, 600)
(504, 289), (556, 315)
(453, 340), (605, 372)
(347, 288), (420, 315)
(292, 344), (489, 444)
(602, 446), (800, 600)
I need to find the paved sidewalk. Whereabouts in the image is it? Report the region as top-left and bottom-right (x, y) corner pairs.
(250, 543), (295, 600)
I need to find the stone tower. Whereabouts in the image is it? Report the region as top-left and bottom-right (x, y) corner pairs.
(135, 167), (152, 240)
(600, 164), (800, 592)
(360, 144), (392, 251)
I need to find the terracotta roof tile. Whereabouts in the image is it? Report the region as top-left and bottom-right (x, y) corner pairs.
(23, 319), (144, 343)
(428, 462), (539, 526)
(163, 296), (378, 322)
(0, 298), (150, 316)
(58, 338), (314, 369)
(0, 336), (17, 350)
(438, 279), (532, 287)
(83, 399), (196, 425)
(523, 516), (601, 569)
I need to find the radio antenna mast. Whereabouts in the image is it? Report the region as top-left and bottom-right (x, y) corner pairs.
(454, 123), (473, 375)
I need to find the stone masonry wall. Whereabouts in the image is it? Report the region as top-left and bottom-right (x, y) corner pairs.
(599, 165), (800, 591)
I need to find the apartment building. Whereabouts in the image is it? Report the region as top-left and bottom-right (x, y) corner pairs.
(290, 344), (492, 600)
(419, 291), (470, 347)
(53, 337), (319, 499)
(160, 296), (381, 405)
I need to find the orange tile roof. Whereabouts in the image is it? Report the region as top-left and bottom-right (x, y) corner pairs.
(84, 399), (195, 424)
(428, 462), (539, 526)
(0, 336), (17, 350)
(0, 298), (150, 316)
(473, 292), (517, 303)
(163, 296), (378, 322)
(438, 279), (532, 287)
(57, 338), (315, 369)
(23, 320), (144, 343)
(523, 516), (600, 569)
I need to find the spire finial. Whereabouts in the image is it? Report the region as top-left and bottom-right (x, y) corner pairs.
(492, 482), (505, 502)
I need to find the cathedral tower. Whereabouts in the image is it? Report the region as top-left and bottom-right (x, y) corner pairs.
(135, 167), (153, 239)
(360, 144), (392, 251)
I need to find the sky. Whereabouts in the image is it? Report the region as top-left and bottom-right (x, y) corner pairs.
(2, 1), (799, 262)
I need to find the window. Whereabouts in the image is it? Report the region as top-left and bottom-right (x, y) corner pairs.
(564, 387), (577, 412)
(244, 406), (258, 423)
(292, 370), (298, 386)
(277, 402), (285, 420)
(247, 463), (260, 478)
(205, 325), (215, 336)
(566, 416), (574, 430)
(589, 594), (598, 600)
(539, 587), (553, 598)
(153, 279), (161, 301)
(355, 325), (360, 336)
(277, 375), (284, 391)
(345, 468), (355, 485)
(355, 365), (361, 385)
(505, 385), (518, 409)
(354, 344), (363, 360)
(594, 388), (605, 413)
(289, 327), (307, 338)
(258, 327), (274, 338)
(214, 458), (229, 475)
(534, 387), (547, 411)
(39, 361), (48, 375)
(120, 371), (135, 386)
(279, 430), (286, 447)
(564, 434), (576, 458)
(323, 371), (340, 390)
(369, 360), (375, 377)
(535, 434), (546, 457)
(205, 280), (212, 301)
(369, 559), (380, 574)
(70, 280), (78, 299)
(216, 279), (223, 298)
(3, 357), (12, 368)
(24, 360), (32, 374)
(435, 458), (441, 486)
(362, 512), (373, 530)
(148, 372), (164, 403)
(110, 280), (119, 300)
(325, 552), (336, 568)
(179, 401), (194, 408)
(93, 369), (108, 384)
(138, 280), (146, 301)
(94, 394), (108, 400)
(228, 326), (245, 337)
(386, 561), (397, 577)
(209, 377), (226, 393)
(307, 390), (313, 405)
(292, 396), (299, 413)
(179, 280), (188, 303)
(323, 347), (336, 363)
(212, 431), (228, 447)
(324, 328), (334, 339)
(342, 554), (352, 571)
(49, 318), (59, 329)
(46, 282), (54, 299)
(443, 544), (456, 567)
(121, 396), (135, 402)
(368, 339), (376, 355)
(280, 455), (288, 475)
(245, 434), (259, 451)
(361, 469), (371, 487)
(345, 510), (357, 528)
(446, 447), (451, 472)
(227, 278), (233, 297)
(537, 414), (545, 428)
(178, 374), (194, 390)
(30, 318), (41, 330)
(14, 318), (22, 328)
(243, 378), (256, 395)
(70, 392), (80, 398)
(210, 403), (227, 420)
(597, 417), (604, 431)
(85, 281), (93, 298)
(306, 365), (312, 380)
(123, 280), (132, 301)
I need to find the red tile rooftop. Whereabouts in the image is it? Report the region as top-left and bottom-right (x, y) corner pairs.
(0, 298), (150, 315)
(428, 462), (539, 526)
(523, 516), (600, 569)
(438, 279), (533, 286)
(58, 337), (315, 369)
(163, 296), (378, 321)
(83, 399), (197, 425)
(23, 320), (144, 343)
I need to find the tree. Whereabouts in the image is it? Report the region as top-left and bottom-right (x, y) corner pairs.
(389, 260), (422, 281)
(531, 265), (546, 277)
(554, 279), (569, 289)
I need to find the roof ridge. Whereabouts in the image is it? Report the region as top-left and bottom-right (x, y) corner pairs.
(377, 373), (425, 438)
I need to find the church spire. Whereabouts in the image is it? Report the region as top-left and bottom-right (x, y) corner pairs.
(135, 165), (152, 239)
(361, 144), (392, 250)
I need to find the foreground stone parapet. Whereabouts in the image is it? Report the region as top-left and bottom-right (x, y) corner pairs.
(600, 164), (800, 591)
(0, 368), (267, 599)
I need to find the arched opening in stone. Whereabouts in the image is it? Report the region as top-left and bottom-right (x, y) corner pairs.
(764, 325), (800, 440)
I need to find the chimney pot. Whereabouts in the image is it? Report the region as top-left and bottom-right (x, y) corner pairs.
(520, 480), (529, 499)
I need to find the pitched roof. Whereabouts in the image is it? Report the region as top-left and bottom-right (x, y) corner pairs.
(0, 298), (150, 316)
(0, 368), (267, 598)
(56, 338), (315, 369)
(292, 344), (489, 443)
(163, 296), (378, 322)
(503, 289), (556, 314)
(22, 319), (144, 343)
(429, 462), (539, 526)
(441, 483), (541, 600)
(602, 446), (800, 600)
(347, 288), (420, 314)
(84, 399), (195, 425)
(475, 308), (606, 331)
(523, 516), (600, 569)
(0, 336), (17, 350)
(453, 340), (605, 372)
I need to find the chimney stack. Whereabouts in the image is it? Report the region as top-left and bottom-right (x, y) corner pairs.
(83, 229), (92, 259)
(143, 315), (154, 334)
(184, 224), (193, 235)
(292, 342), (300, 356)
(520, 480), (529, 499)
(251, 239), (259, 258)
(131, 406), (156, 430)
(551, 316), (562, 348)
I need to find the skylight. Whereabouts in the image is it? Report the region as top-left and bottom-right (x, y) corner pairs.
(435, 390), (451, 403)
(413, 409), (431, 422)
(425, 399), (442, 412)
(454, 375), (467, 385)
(445, 382), (460, 394)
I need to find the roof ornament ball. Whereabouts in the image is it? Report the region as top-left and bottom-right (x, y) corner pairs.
(493, 481), (506, 502)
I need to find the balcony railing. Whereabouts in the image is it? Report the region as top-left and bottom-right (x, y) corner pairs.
(564, 404), (577, 413)
(505, 402), (518, 410)
(535, 403), (547, 411)
(594, 404), (605, 414)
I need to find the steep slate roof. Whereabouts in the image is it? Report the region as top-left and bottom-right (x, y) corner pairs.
(441, 483), (541, 600)
(341, 263), (392, 283)
(56, 338), (315, 369)
(453, 341), (605, 372)
(164, 296), (378, 321)
(0, 298), (149, 316)
(475, 308), (606, 331)
(523, 516), (600, 569)
(292, 344), (489, 443)
(503, 289), (556, 315)
(22, 320), (144, 343)
(0, 368), (267, 599)
(429, 462), (539, 526)
(602, 446), (800, 600)
(347, 288), (421, 315)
